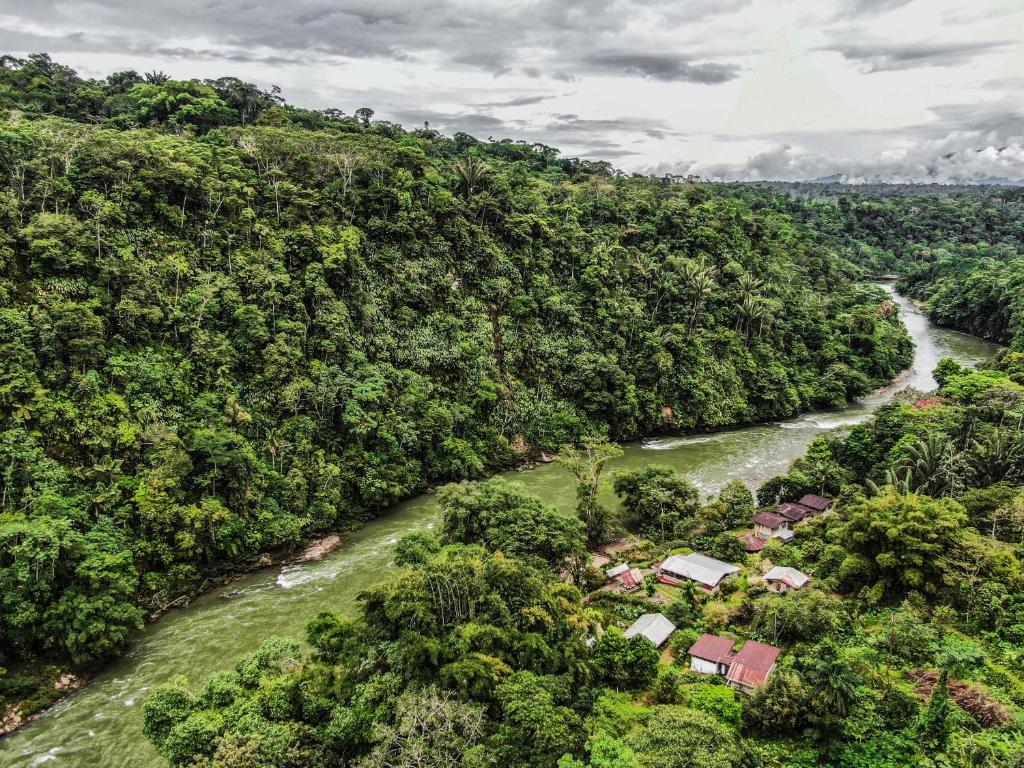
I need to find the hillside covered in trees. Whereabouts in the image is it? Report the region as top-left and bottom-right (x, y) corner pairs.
(732, 183), (1024, 349)
(143, 352), (1024, 767)
(0, 55), (914, 715)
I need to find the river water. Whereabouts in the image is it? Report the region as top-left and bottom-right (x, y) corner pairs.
(0, 287), (1001, 768)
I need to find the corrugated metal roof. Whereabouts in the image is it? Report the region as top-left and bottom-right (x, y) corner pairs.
(738, 533), (766, 552)
(688, 633), (736, 663)
(798, 494), (833, 511)
(726, 662), (769, 689)
(732, 640), (781, 670)
(619, 568), (643, 588)
(764, 566), (810, 588)
(726, 640), (781, 690)
(777, 503), (810, 522)
(605, 562), (629, 578)
(624, 613), (676, 647)
(753, 511), (788, 528)
(659, 553), (740, 587)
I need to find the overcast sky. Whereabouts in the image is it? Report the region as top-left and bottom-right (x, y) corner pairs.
(2, 0), (1024, 182)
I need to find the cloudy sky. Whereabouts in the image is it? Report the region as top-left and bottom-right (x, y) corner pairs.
(2, 0), (1024, 182)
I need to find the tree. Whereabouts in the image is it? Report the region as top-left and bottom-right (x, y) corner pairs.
(128, 80), (234, 132)
(916, 669), (954, 754)
(591, 629), (659, 690)
(557, 437), (623, 547)
(354, 106), (375, 126)
(357, 687), (487, 768)
(743, 669), (809, 735)
(559, 734), (642, 768)
(626, 706), (742, 768)
(750, 589), (849, 644)
(613, 465), (701, 540)
(494, 672), (582, 767)
(717, 480), (754, 526)
(801, 640), (861, 726)
(835, 488), (967, 599)
(437, 478), (585, 570)
(453, 155), (489, 197)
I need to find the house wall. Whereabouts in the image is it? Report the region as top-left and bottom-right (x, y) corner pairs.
(753, 523), (772, 539)
(765, 580), (787, 593)
(690, 657), (719, 675)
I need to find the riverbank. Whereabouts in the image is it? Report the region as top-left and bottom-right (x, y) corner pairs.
(2, 289), (1003, 767)
(0, 530), (353, 739)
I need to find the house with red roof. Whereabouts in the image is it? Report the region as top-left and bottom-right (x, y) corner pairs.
(686, 634), (782, 693)
(687, 634), (736, 675)
(737, 532), (766, 553)
(725, 640), (781, 694)
(752, 511), (793, 542)
(797, 494), (833, 515)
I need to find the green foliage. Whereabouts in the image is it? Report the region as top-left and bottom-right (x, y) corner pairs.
(686, 682), (742, 728)
(613, 465), (701, 540)
(833, 489), (966, 599)
(0, 59), (915, 684)
(626, 706), (743, 768)
(438, 477), (585, 570)
(591, 628), (660, 690)
(750, 588), (850, 644)
(557, 438), (624, 547)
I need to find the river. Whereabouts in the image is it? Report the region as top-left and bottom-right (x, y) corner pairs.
(0, 286), (1001, 768)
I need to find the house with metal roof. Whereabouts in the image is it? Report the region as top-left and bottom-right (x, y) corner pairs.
(688, 633), (736, 675)
(738, 532), (766, 553)
(658, 553), (741, 592)
(797, 494), (834, 514)
(752, 511), (792, 541)
(763, 566), (810, 592)
(605, 562), (630, 579)
(624, 613), (676, 648)
(686, 634), (782, 693)
(725, 640), (781, 694)
(776, 502), (811, 523)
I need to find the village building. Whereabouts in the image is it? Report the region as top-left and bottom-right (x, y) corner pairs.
(686, 634), (782, 693)
(657, 553), (741, 592)
(738, 532), (766, 553)
(752, 511), (793, 542)
(617, 568), (644, 592)
(776, 502), (810, 524)
(797, 494), (834, 515)
(624, 613), (676, 648)
(688, 633), (736, 675)
(763, 566), (810, 592)
(773, 494), (835, 526)
(605, 562), (644, 592)
(605, 563), (629, 579)
(725, 640), (781, 694)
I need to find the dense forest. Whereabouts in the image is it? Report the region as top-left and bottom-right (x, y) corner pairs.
(733, 183), (1024, 348)
(0, 55), (914, 718)
(3, 53), (1023, 768)
(142, 349), (1024, 767)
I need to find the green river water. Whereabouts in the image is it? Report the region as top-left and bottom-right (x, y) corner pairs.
(0, 286), (1002, 767)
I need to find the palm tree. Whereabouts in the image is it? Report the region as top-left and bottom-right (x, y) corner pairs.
(685, 265), (717, 330)
(900, 432), (958, 496)
(736, 295), (768, 345)
(970, 428), (1021, 486)
(736, 272), (763, 300)
(453, 155), (489, 196)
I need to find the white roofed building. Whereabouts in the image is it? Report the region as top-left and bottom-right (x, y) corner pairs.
(624, 613), (676, 648)
(605, 563), (629, 579)
(763, 566), (810, 592)
(658, 553), (741, 592)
